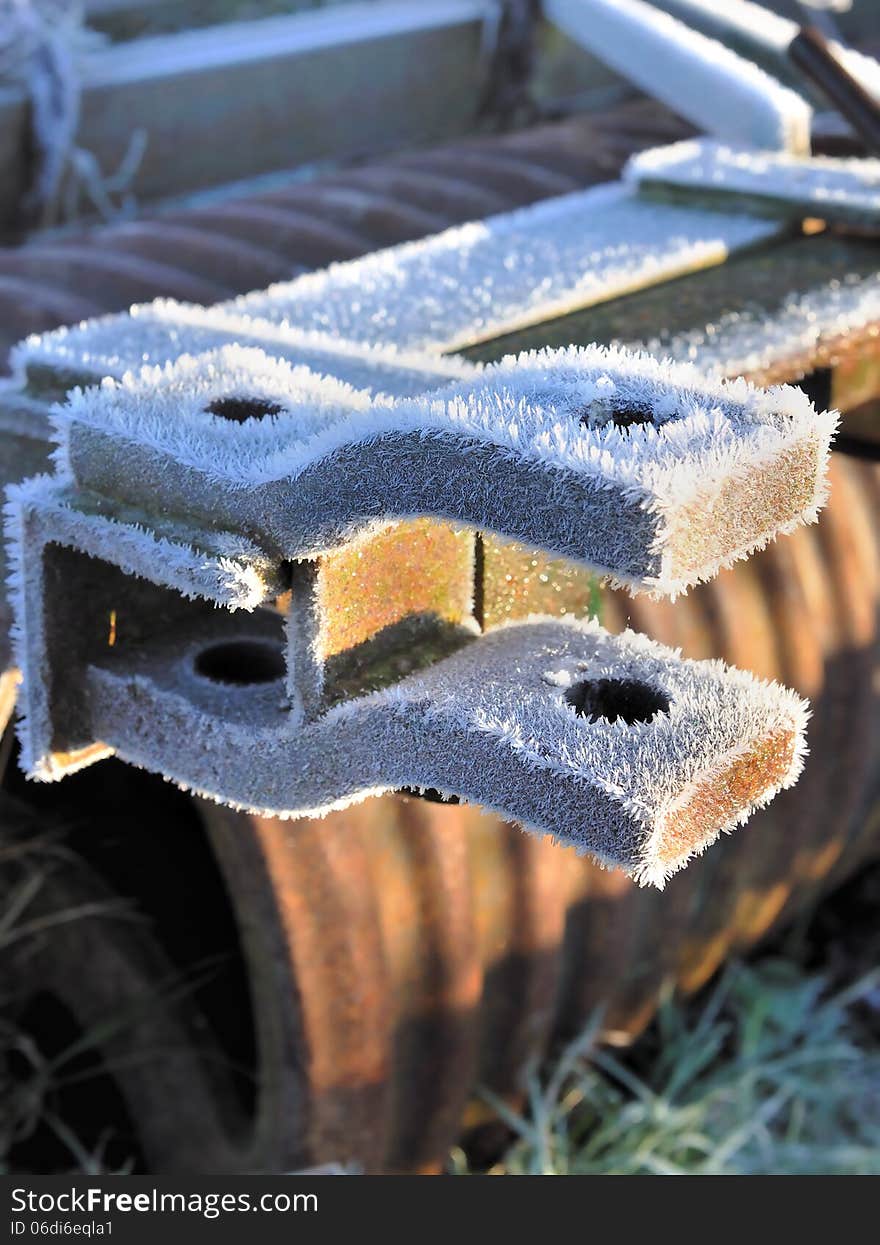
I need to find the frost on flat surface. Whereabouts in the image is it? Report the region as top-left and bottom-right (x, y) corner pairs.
(371, 616), (809, 886)
(544, 0), (811, 153)
(54, 341), (826, 488)
(628, 140), (880, 226)
(49, 342), (835, 597)
(221, 184), (781, 352)
(637, 270), (880, 381)
(11, 185), (781, 386)
(55, 346), (374, 475)
(12, 299), (476, 398)
(30, 599), (807, 886)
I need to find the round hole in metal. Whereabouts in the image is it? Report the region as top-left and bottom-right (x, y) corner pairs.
(194, 639), (285, 687)
(206, 396), (283, 423)
(565, 677), (669, 725)
(580, 404), (655, 431)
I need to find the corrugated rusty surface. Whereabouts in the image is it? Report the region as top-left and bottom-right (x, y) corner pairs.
(2, 101), (879, 1173)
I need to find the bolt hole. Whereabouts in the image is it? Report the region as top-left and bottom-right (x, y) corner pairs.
(206, 396), (283, 424)
(194, 639), (286, 687)
(580, 404), (655, 431)
(565, 677), (670, 725)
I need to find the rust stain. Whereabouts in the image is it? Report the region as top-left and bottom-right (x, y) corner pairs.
(667, 441), (820, 580)
(49, 741), (113, 771)
(317, 519), (474, 660)
(658, 729), (797, 871)
(480, 534), (601, 628)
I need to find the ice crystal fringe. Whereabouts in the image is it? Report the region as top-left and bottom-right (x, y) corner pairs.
(43, 341), (836, 597)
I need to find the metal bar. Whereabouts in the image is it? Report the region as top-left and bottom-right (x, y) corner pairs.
(0, 2), (494, 230)
(789, 23), (880, 153)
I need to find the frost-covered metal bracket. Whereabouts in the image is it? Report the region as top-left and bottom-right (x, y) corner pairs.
(44, 344), (833, 596)
(2, 178), (836, 885)
(6, 340), (831, 884)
